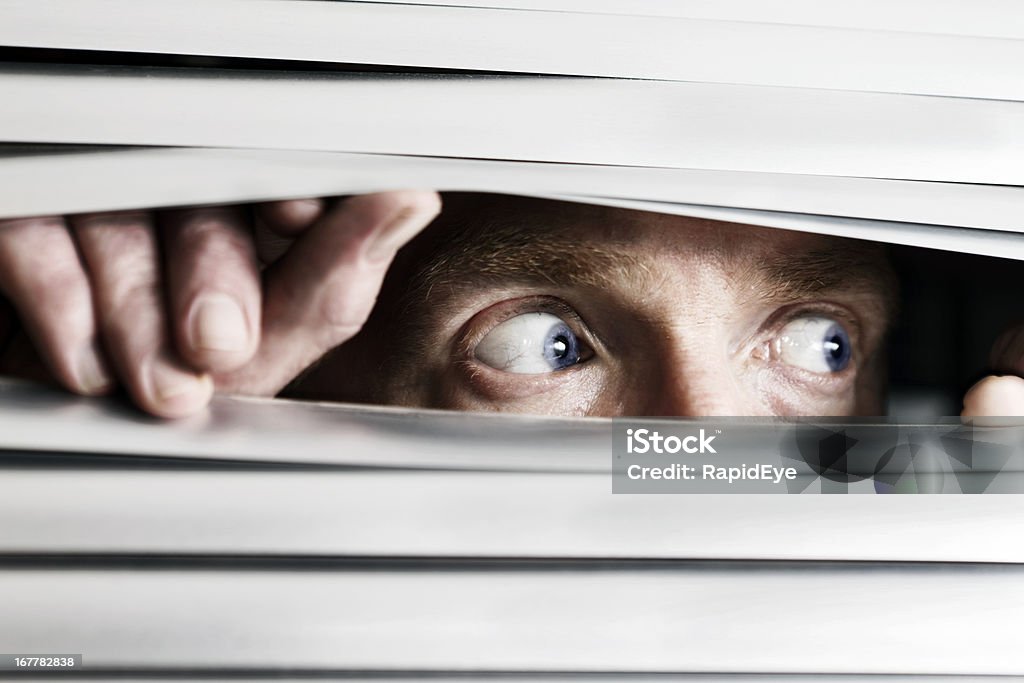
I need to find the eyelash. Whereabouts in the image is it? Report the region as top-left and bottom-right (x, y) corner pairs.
(757, 303), (862, 374)
(457, 296), (597, 366)
(459, 297), (862, 382)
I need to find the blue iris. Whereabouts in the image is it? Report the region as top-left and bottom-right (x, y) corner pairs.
(543, 321), (581, 370)
(822, 323), (851, 372)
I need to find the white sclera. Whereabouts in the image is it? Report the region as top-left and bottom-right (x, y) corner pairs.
(475, 312), (569, 374)
(777, 316), (848, 374)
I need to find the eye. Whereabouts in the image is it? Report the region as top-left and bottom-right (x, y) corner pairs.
(775, 316), (852, 373)
(474, 312), (584, 374)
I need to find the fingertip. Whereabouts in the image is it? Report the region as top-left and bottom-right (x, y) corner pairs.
(393, 189), (443, 218)
(141, 356), (214, 419)
(256, 198), (326, 236)
(71, 342), (115, 397)
(347, 190), (441, 222)
(352, 190), (442, 262)
(160, 207), (263, 373)
(0, 215), (112, 398)
(961, 375), (1024, 417)
(181, 292), (258, 373)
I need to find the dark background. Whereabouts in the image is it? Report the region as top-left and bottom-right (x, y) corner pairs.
(889, 247), (1021, 415)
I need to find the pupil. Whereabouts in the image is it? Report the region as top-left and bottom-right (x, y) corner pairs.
(822, 323), (851, 373)
(543, 323), (580, 371)
(551, 335), (569, 358)
(826, 336), (842, 358)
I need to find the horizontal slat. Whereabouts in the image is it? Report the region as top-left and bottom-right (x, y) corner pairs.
(1, 66), (1022, 184)
(5, 148), (1024, 260)
(1, 0), (1022, 99)
(1, 147), (1022, 231)
(2, 380), (1023, 561)
(559, 197), (1024, 261)
(0, 380), (609, 471)
(350, 0), (1024, 39)
(3, 380), (1022, 474)
(3, 469), (1024, 561)
(9, 678), (1021, 683)
(1, 564), (1020, 673)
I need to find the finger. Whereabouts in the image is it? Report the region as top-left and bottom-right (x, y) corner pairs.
(71, 211), (212, 418)
(253, 198), (328, 264)
(252, 221), (294, 266)
(961, 375), (1024, 417)
(0, 216), (113, 394)
(159, 206), (261, 373)
(255, 198), (326, 236)
(217, 190), (441, 395)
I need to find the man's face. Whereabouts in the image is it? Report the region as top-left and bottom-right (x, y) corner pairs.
(310, 195), (897, 417)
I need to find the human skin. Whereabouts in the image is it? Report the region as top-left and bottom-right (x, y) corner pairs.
(0, 191), (441, 417)
(0, 192), (1019, 417)
(297, 195), (895, 417)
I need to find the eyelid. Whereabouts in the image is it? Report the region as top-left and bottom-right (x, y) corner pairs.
(751, 303), (862, 379)
(456, 295), (598, 365)
(758, 302), (862, 348)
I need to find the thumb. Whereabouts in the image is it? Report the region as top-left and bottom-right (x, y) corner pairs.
(214, 190), (441, 396)
(961, 324), (1024, 416)
(961, 375), (1024, 417)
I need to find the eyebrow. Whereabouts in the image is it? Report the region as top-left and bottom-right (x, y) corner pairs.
(412, 219), (891, 297)
(394, 198), (897, 330)
(413, 230), (650, 294)
(370, 207), (899, 384)
(752, 245), (898, 317)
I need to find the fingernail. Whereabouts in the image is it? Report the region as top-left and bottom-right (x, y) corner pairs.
(149, 360), (212, 410)
(189, 294), (249, 353)
(365, 206), (429, 263)
(76, 344), (113, 395)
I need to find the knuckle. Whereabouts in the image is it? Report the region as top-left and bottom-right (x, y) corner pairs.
(172, 211), (245, 247)
(0, 215), (65, 232)
(180, 209), (240, 236)
(104, 258), (161, 307)
(259, 198), (323, 232)
(315, 271), (381, 340)
(98, 279), (161, 344)
(166, 210), (256, 272)
(0, 223), (73, 280)
(74, 216), (159, 272)
(0, 253), (90, 326)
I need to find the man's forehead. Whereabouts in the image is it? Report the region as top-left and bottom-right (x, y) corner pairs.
(382, 195), (900, 364)
(429, 194), (875, 269)
(404, 194), (893, 311)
